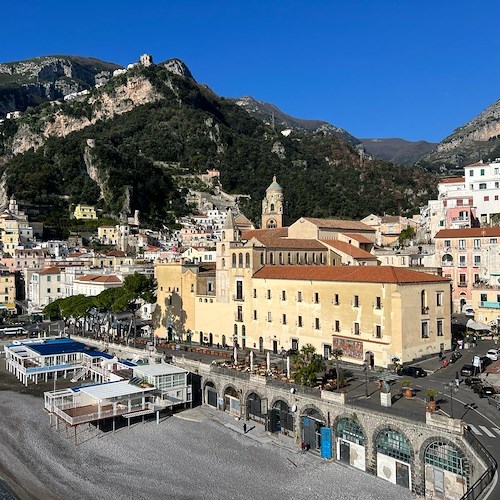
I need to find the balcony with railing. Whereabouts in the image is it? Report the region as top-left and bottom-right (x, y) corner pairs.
(479, 301), (500, 309)
(457, 281), (468, 288)
(232, 294), (245, 302)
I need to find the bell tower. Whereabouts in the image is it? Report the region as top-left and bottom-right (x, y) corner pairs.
(261, 175), (284, 229)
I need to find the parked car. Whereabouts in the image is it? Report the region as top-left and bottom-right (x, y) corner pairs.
(461, 364), (475, 377)
(486, 349), (500, 361)
(478, 385), (496, 398)
(488, 394), (500, 409)
(464, 306), (474, 317)
(397, 366), (427, 378)
(480, 356), (493, 370)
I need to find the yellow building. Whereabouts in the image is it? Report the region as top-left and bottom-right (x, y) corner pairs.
(0, 269), (16, 313)
(0, 196), (34, 253)
(74, 204), (97, 220)
(471, 286), (500, 329)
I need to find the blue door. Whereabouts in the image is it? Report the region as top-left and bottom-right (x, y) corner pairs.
(320, 427), (332, 459)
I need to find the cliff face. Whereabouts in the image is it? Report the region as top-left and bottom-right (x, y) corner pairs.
(0, 55), (121, 118)
(8, 75), (161, 156)
(424, 99), (500, 168)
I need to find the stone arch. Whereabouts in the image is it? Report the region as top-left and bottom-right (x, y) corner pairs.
(245, 391), (266, 423)
(333, 413), (367, 444)
(333, 413), (368, 471)
(222, 384), (241, 416)
(300, 404), (326, 451)
(372, 423), (414, 490)
(203, 379), (218, 407)
(270, 398), (295, 433)
(419, 436), (470, 497)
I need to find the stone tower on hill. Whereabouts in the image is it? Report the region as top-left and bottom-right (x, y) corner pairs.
(261, 175), (284, 229)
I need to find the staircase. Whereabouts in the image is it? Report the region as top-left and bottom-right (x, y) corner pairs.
(71, 366), (89, 383)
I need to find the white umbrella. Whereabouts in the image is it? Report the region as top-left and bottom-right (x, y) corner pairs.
(466, 319), (491, 332)
(233, 345), (238, 365)
(249, 350), (254, 371)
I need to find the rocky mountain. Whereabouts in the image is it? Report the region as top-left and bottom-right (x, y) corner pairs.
(360, 138), (437, 165)
(0, 56), (437, 234)
(423, 99), (500, 169)
(0, 55), (122, 118)
(231, 95), (360, 146)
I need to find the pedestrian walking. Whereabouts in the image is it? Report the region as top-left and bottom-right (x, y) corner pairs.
(300, 442), (306, 454)
(455, 372), (460, 388)
(243, 423), (247, 434)
(439, 349), (443, 361)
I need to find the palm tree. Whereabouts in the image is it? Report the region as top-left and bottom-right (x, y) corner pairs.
(292, 344), (326, 387)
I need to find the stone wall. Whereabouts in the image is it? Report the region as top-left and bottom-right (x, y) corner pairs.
(174, 356), (487, 498)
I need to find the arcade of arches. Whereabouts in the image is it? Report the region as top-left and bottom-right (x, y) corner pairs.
(196, 372), (482, 499)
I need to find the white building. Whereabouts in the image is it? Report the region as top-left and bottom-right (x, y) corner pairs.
(72, 274), (123, 296)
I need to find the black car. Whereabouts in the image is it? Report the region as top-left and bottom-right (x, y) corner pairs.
(480, 356), (493, 370)
(478, 386), (496, 398)
(397, 366), (427, 378)
(461, 364), (475, 377)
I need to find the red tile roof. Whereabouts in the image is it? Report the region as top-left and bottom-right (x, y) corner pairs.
(435, 227), (500, 238)
(342, 233), (374, 244)
(253, 265), (449, 284)
(106, 250), (127, 257)
(242, 227), (289, 240)
(439, 177), (465, 184)
(38, 266), (61, 275)
(467, 162), (486, 168)
(76, 274), (122, 283)
(253, 236), (327, 250)
(319, 240), (378, 259)
(302, 217), (374, 232)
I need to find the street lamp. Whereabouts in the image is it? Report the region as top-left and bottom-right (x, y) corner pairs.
(363, 360), (369, 398)
(446, 381), (458, 418)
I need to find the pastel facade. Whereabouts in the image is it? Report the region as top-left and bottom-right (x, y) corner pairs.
(73, 204), (97, 220)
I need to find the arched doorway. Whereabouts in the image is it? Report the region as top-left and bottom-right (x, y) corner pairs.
(376, 428), (412, 489)
(224, 386), (240, 417)
(301, 408), (325, 450)
(205, 381), (217, 408)
(365, 351), (374, 370)
(270, 400), (294, 434)
(336, 417), (366, 470)
(246, 392), (266, 424)
(424, 441), (468, 498)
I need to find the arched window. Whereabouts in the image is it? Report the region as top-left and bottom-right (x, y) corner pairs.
(232, 253), (236, 268)
(222, 231), (225, 240)
(238, 253), (243, 268)
(424, 441), (468, 476)
(337, 417), (365, 445)
(245, 252), (250, 268)
(279, 252), (283, 265)
(320, 253), (324, 264)
(304, 252), (308, 264)
(260, 252), (264, 265)
(296, 252), (300, 264)
(270, 203), (275, 212)
(234, 324), (238, 336)
(442, 254), (453, 266)
(376, 429), (410, 462)
(312, 253), (316, 264)
(287, 252), (291, 264)
(222, 244), (225, 253)
(222, 258), (225, 268)
(421, 290), (427, 311)
(270, 253), (275, 264)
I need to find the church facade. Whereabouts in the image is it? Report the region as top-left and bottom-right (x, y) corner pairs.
(155, 178), (452, 367)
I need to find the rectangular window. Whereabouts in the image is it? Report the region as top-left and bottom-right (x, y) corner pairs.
(375, 325), (382, 339)
(459, 255), (466, 267)
(335, 320), (340, 332)
(267, 289), (271, 300)
(354, 295), (359, 307)
(375, 296), (381, 309)
(281, 290), (286, 301)
(480, 293), (487, 302)
(484, 196), (489, 202)
(459, 274), (466, 285)
(297, 291), (302, 302)
(473, 239), (480, 249)
(57, 288), (61, 293)
(47, 276), (51, 282)
(436, 292), (443, 307)
(469, 170), (474, 177)
(458, 239), (466, 249)
(437, 319), (443, 337)
(490, 238), (498, 244)
(47, 288), (51, 293)
(298, 316), (303, 327)
(474, 255), (481, 266)
(314, 292), (319, 304)
(282, 314), (287, 325)
(354, 322), (360, 335)
(480, 169), (485, 176)
(334, 294), (339, 305)
(421, 321), (429, 339)
(444, 240), (451, 247)
(479, 183), (487, 189)
(267, 311), (272, 322)
(253, 289), (257, 298)
(315, 318), (320, 330)
(253, 310), (257, 320)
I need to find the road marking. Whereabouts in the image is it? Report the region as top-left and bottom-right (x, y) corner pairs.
(479, 426), (496, 437)
(493, 428), (500, 437)
(467, 424), (482, 435)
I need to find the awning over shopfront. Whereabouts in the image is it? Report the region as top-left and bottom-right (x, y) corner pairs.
(466, 319), (491, 332)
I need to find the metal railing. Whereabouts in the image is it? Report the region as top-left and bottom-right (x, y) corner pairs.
(461, 427), (497, 500)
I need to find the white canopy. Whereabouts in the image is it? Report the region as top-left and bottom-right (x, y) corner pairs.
(466, 319), (491, 332)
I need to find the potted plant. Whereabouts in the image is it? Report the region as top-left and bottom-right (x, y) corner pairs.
(402, 379), (413, 398)
(425, 388), (438, 412)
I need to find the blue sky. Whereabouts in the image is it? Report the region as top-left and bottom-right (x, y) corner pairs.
(2, 0), (499, 142)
